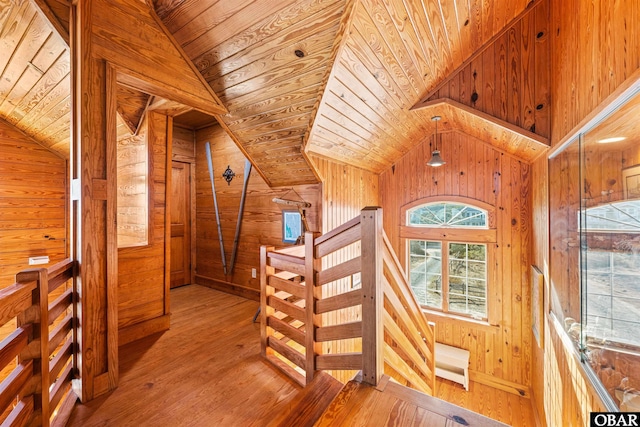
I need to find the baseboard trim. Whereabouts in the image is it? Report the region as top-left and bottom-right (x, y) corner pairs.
(195, 275), (260, 301)
(469, 370), (531, 398)
(118, 314), (171, 346)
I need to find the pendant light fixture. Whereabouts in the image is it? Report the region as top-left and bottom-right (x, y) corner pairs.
(426, 115), (446, 167)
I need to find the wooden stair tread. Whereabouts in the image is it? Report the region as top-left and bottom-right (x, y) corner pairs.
(267, 371), (344, 427)
(314, 375), (509, 427)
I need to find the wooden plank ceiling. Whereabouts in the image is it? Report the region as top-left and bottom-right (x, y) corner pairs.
(1, 0), (547, 185)
(154, 0), (539, 184)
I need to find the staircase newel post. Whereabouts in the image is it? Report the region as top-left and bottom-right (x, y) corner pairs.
(304, 231), (321, 383)
(360, 207), (384, 387)
(260, 245), (275, 358)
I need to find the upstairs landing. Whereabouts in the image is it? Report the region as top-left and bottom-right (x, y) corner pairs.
(314, 375), (508, 427)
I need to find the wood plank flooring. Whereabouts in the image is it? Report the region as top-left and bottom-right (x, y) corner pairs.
(316, 375), (510, 426)
(67, 284), (536, 427)
(435, 378), (536, 427)
(67, 285), (303, 426)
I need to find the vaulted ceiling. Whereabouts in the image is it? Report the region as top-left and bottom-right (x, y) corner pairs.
(0, 0), (550, 186)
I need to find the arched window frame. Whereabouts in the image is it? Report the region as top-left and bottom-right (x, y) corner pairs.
(400, 196), (498, 325)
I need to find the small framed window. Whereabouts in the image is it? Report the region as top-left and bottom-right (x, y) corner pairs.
(409, 240), (488, 319)
(408, 202), (488, 228)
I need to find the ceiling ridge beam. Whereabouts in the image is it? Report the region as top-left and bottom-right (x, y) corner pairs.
(411, 0), (545, 111)
(29, 0), (70, 48)
(144, 0), (227, 117)
(415, 97), (549, 163)
(301, 0), (361, 182)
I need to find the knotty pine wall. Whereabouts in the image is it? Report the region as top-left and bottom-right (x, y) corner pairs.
(0, 118), (67, 356)
(530, 0), (640, 425)
(0, 119), (67, 288)
(309, 154), (379, 383)
(194, 124), (321, 300)
(379, 131), (533, 396)
(425, 0), (550, 140)
(117, 111), (170, 345)
(73, 0), (225, 400)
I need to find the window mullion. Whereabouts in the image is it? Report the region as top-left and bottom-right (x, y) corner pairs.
(442, 242), (449, 312)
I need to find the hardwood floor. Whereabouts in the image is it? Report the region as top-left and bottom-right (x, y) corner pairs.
(68, 285), (303, 426)
(435, 378), (536, 427)
(68, 285), (536, 427)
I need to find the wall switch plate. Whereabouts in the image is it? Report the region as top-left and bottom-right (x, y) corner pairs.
(29, 256), (49, 265)
(251, 268), (257, 278)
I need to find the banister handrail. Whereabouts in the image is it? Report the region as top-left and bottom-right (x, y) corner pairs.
(260, 207), (436, 395)
(0, 258), (78, 427)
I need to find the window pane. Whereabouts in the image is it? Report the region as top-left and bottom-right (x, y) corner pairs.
(447, 242), (487, 318)
(449, 243), (467, 259)
(409, 240), (442, 309)
(467, 261), (485, 279)
(408, 202), (487, 228)
(467, 297), (487, 318)
(449, 276), (465, 295)
(468, 279), (486, 298)
(468, 244), (486, 261)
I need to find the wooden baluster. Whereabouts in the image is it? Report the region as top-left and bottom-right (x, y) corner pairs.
(260, 246), (275, 358)
(16, 267), (50, 427)
(304, 232), (321, 383)
(360, 207), (384, 387)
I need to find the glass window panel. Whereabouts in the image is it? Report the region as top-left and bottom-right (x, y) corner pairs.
(449, 277), (465, 295)
(467, 297), (487, 318)
(408, 203), (487, 228)
(612, 275), (640, 297)
(585, 251), (611, 271)
(586, 294), (612, 318)
(449, 259), (467, 276)
(448, 294), (467, 313)
(586, 272), (612, 295)
(449, 243), (467, 259)
(611, 297), (640, 322)
(468, 261), (486, 279)
(468, 244), (486, 261)
(468, 279), (486, 298)
(409, 240), (442, 309)
(612, 252), (639, 274)
(427, 289), (443, 309)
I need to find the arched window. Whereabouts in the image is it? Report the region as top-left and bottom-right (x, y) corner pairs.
(403, 199), (495, 321)
(408, 202), (488, 228)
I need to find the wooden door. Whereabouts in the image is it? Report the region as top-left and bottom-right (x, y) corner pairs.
(170, 161), (191, 288)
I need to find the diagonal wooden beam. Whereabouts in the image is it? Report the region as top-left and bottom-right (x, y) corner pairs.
(29, 0), (70, 47)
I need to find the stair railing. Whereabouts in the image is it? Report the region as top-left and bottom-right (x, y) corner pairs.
(0, 259), (78, 427)
(261, 207), (436, 394)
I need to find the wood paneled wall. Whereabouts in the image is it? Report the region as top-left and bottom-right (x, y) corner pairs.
(0, 118), (67, 287)
(379, 131), (533, 395)
(425, 0), (551, 139)
(309, 154), (379, 383)
(71, 0), (224, 400)
(195, 124), (321, 299)
(551, 0), (640, 147)
(528, 0), (640, 424)
(117, 112), (170, 345)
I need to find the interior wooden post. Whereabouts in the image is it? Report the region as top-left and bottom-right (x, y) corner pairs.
(70, 0), (118, 402)
(16, 269), (49, 426)
(260, 245), (275, 358)
(360, 207), (384, 386)
(304, 231), (321, 383)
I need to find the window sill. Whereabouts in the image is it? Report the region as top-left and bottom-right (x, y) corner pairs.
(422, 309), (499, 333)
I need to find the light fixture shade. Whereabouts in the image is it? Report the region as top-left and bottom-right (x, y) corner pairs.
(427, 150), (446, 167)
(426, 115), (445, 167)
